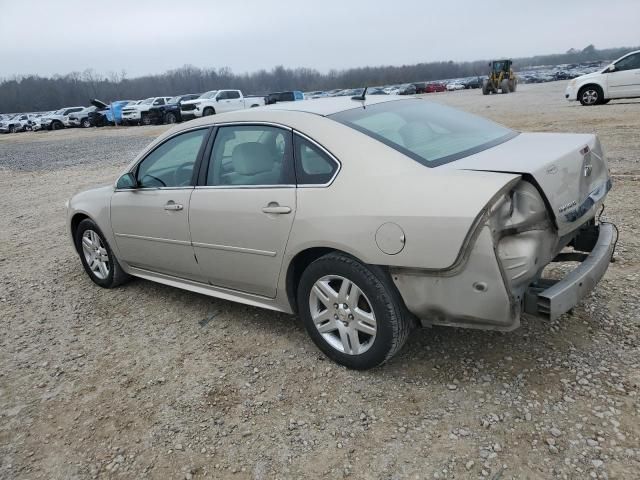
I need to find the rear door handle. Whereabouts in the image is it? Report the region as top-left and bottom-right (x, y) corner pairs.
(262, 205), (291, 214)
(164, 202), (183, 211)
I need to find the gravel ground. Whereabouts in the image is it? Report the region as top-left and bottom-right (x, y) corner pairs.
(1, 81), (639, 480)
(0, 126), (168, 171)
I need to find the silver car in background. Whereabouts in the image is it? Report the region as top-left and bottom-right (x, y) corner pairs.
(66, 96), (615, 369)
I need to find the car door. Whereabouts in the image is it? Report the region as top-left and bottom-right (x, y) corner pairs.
(607, 52), (640, 98)
(110, 127), (210, 280)
(189, 124), (296, 297)
(216, 91), (243, 113)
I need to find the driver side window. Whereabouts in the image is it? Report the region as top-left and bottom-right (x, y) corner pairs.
(136, 129), (208, 188)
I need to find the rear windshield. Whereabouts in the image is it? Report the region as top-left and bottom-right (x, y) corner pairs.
(329, 99), (517, 167)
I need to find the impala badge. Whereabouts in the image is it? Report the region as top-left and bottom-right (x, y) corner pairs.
(558, 200), (577, 213)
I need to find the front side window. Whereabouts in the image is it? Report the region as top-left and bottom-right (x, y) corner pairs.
(153, 98), (165, 106)
(615, 53), (640, 71)
(226, 91), (241, 99)
(206, 125), (293, 186)
(330, 99), (516, 167)
(136, 129), (208, 188)
(294, 135), (338, 185)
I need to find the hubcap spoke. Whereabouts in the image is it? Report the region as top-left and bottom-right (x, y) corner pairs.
(353, 309), (376, 335)
(337, 324), (354, 354)
(312, 281), (338, 306)
(345, 283), (362, 306)
(316, 318), (338, 334)
(337, 279), (352, 303)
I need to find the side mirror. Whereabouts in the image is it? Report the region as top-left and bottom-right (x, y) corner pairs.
(116, 172), (138, 189)
(606, 64), (616, 73)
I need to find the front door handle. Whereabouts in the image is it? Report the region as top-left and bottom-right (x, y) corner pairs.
(164, 202), (183, 211)
(262, 205), (291, 214)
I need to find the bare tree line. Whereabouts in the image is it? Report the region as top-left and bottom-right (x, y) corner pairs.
(0, 45), (637, 113)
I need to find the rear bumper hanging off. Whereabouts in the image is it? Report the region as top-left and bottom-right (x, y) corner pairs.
(524, 223), (616, 320)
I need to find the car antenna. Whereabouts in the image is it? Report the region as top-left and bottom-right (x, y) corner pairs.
(351, 86), (367, 102)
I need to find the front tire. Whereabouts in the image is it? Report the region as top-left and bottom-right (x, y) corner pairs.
(51, 120), (63, 130)
(579, 85), (602, 106)
(500, 79), (510, 94)
(164, 112), (177, 124)
(482, 79), (490, 95)
(202, 107), (215, 116)
(140, 114), (152, 126)
(81, 118), (91, 128)
(297, 253), (411, 370)
(75, 219), (130, 288)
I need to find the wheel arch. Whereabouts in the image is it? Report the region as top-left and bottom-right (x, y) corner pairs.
(285, 246), (337, 313)
(70, 212), (92, 253)
(284, 246), (414, 326)
(578, 82), (604, 97)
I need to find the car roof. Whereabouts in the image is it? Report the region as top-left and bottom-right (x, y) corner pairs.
(261, 94), (407, 116)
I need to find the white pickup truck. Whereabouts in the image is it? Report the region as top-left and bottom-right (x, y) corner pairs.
(121, 97), (172, 125)
(180, 90), (265, 119)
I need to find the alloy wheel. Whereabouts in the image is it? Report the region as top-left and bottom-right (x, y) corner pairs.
(81, 230), (110, 280)
(308, 275), (377, 355)
(582, 89), (599, 105)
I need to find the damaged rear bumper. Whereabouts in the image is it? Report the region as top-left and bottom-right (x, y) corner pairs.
(524, 223), (616, 320)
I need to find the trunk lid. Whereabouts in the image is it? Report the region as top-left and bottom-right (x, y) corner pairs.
(445, 132), (610, 236)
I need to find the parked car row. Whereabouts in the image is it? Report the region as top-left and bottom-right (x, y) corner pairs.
(4, 55), (634, 134)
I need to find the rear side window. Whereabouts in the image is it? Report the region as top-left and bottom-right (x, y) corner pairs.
(294, 135), (339, 185)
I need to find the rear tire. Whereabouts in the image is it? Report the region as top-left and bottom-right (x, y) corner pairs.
(75, 219), (130, 289)
(9, 125), (17, 134)
(297, 252), (411, 370)
(509, 78), (517, 92)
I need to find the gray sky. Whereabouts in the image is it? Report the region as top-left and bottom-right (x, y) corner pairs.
(1, 0), (638, 78)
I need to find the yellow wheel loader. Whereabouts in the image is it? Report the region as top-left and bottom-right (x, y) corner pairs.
(482, 60), (518, 95)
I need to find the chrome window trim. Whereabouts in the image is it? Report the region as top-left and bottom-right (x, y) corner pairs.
(211, 120), (294, 131)
(293, 130), (342, 188)
(194, 185), (296, 190)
